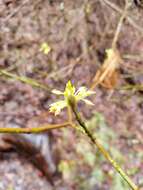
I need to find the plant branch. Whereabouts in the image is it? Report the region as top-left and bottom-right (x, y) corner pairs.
(112, 0), (130, 49)
(0, 122), (70, 134)
(71, 104), (139, 190)
(0, 69), (50, 91)
(101, 0), (143, 34)
(119, 84), (143, 91)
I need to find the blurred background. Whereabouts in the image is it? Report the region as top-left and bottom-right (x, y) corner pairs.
(0, 0), (143, 189)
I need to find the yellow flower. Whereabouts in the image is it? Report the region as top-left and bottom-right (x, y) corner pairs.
(39, 42), (51, 55)
(49, 81), (95, 115)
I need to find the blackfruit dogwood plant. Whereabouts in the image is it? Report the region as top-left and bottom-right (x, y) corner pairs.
(49, 81), (139, 190)
(0, 76), (139, 190)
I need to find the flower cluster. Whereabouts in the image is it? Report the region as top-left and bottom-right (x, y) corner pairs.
(49, 81), (95, 115)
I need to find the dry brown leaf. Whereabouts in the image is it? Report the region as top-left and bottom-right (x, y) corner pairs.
(91, 48), (123, 89)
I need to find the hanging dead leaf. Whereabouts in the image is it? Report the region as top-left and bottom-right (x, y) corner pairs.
(91, 48), (123, 89)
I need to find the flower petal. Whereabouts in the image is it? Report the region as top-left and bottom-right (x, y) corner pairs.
(49, 100), (67, 115)
(40, 42), (51, 55)
(85, 90), (96, 96)
(75, 87), (95, 101)
(64, 81), (75, 98)
(82, 99), (94, 106)
(52, 89), (64, 95)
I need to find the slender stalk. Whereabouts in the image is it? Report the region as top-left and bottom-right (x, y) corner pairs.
(71, 105), (139, 190)
(68, 105), (73, 124)
(0, 69), (50, 91)
(119, 84), (143, 91)
(112, 0), (130, 49)
(102, 0), (143, 34)
(0, 122), (70, 134)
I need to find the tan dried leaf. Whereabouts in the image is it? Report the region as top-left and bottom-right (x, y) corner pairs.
(91, 48), (123, 89)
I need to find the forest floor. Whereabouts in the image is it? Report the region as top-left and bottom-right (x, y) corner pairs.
(0, 0), (143, 190)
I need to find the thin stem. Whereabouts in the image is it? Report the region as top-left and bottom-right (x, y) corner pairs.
(0, 69), (50, 91)
(71, 105), (139, 190)
(119, 84), (143, 91)
(102, 0), (143, 34)
(112, 0), (130, 49)
(68, 105), (73, 124)
(0, 122), (70, 134)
